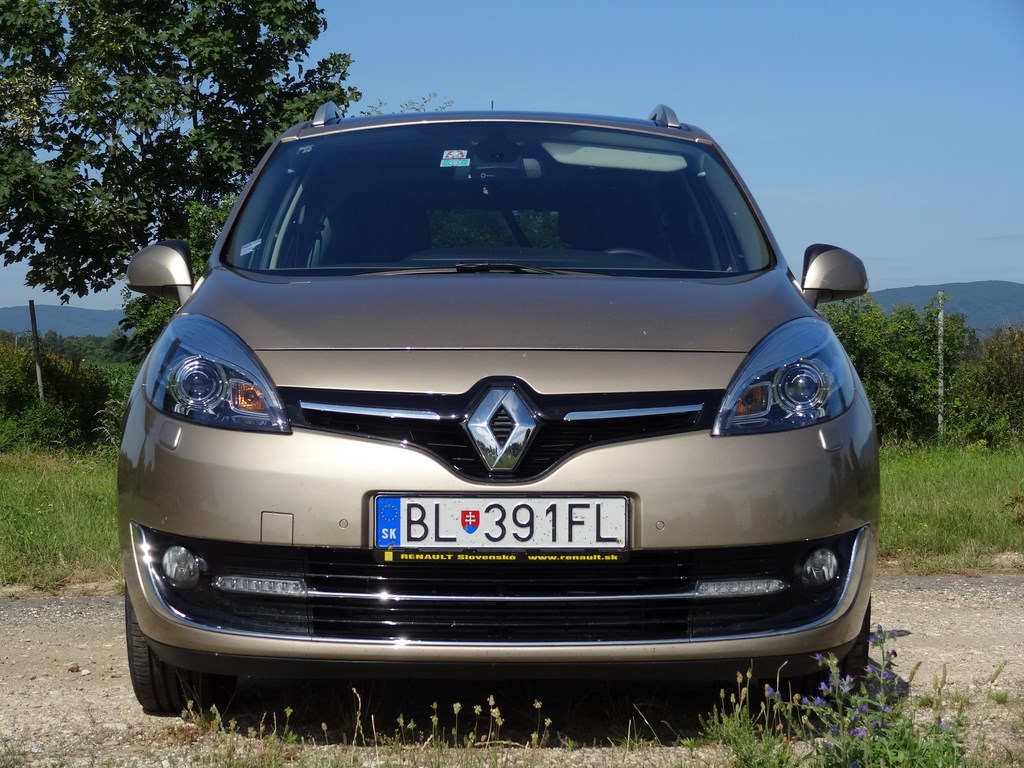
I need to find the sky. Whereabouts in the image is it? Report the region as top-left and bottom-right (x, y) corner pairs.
(1, 0), (1022, 310)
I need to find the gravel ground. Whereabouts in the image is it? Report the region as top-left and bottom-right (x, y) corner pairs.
(1, 576), (1023, 766)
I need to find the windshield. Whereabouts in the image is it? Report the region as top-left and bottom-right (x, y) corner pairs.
(223, 121), (773, 277)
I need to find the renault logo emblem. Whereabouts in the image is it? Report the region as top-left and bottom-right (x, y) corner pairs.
(466, 388), (537, 471)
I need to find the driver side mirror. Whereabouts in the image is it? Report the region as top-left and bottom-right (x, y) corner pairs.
(801, 244), (868, 308)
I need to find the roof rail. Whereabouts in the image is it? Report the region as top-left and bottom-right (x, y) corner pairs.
(648, 104), (681, 129)
(312, 101), (343, 127)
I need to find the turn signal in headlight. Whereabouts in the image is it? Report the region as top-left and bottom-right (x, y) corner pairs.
(145, 314), (290, 433)
(713, 317), (856, 436)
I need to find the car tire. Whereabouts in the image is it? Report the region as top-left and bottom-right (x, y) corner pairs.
(838, 599), (872, 682)
(125, 589), (236, 715)
(775, 601), (872, 702)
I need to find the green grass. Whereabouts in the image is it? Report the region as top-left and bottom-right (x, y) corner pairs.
(0, 449), (120, 589)
(880, 444), (1024, 573)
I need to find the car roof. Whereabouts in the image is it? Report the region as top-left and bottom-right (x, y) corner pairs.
(280, 103), (717, 146)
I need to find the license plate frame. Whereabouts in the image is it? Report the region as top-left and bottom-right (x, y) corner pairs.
(373, 494), (629, 561)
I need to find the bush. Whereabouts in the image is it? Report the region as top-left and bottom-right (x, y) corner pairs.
(946, 325), (1024, 447)
(0, 343), (138, 451)
(820, 295), (972, 443)
(94, 364), (139, 450)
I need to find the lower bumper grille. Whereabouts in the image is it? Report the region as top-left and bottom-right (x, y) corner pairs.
(137, 525), (862, 645)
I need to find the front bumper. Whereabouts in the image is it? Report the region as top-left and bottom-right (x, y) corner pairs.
(129, 522), (874, 679)
(119, 388), (878, 678)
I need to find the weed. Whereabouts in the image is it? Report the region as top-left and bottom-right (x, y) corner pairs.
(703, 628), (978, 768)
(989, 690), (1011, 706)
(700, 669), (799, 768)
(0, 744), (28, 768)
(796, 629), (967, 767)
(530, 698), (552, 748)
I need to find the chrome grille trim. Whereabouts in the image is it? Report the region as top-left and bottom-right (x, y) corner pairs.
(303, 587), (729, 602)
(299, 400), (441, 421)
(564, 404), (703, 422)
(284, 382), (722, 480)
(300, 398), (704, 424)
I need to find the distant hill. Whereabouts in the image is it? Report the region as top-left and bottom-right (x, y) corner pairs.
(0, 304), (124, 337)
(869, 281), (1024, 333)
(3, 280), (1022, 338)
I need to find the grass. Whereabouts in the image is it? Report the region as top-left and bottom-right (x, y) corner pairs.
(0, 449), (120, 589)
(880, 443), (1024, 573)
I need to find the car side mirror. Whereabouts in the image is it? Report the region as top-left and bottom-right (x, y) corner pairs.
(801, 244), (868, 308)
(126, 240), (194, 306)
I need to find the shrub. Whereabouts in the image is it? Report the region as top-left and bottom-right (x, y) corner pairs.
(820, 295), (973, 444)
(946, 324), (1024, 447)
(0, 343), (138, 451)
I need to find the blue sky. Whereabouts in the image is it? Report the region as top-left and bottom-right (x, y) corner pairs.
(2, 0), (1021, 309)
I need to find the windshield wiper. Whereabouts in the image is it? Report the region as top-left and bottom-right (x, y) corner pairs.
(454, 262), (563, 275)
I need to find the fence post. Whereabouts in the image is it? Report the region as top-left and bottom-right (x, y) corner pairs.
(28, 300), (45, 404)
(937, 291), (945, 438)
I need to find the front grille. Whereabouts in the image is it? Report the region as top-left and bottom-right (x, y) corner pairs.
(279, 381), (721, 481)
(140, 525), (861, 645)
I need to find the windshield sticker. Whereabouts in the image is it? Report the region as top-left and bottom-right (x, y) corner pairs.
(440, 149), (470, 168)
(239, 239), (262, 257)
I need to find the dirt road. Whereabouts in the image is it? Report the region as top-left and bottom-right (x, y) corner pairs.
(2, 576), (1022, 764)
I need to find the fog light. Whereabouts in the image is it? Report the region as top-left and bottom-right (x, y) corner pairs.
(162, 545), (201, 590)
(800, 548), (839, 589)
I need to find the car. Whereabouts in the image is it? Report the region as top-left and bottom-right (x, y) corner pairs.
(119, 103), (879, 714)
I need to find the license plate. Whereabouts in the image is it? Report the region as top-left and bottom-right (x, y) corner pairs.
(374, 495), (628, 553)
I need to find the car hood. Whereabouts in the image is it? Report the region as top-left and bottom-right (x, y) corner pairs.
(183, 267), (815, 354)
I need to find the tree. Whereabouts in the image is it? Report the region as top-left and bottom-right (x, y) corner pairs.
(118, 196), (233, 359)
(0, 0), (360, 302)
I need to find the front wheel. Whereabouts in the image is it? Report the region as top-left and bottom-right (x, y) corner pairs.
(778, 601), (872, 700)
(838, 600), (872, 682)
(124, 589), (235, 715)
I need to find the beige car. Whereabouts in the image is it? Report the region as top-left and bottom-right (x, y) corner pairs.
(119, 104), (879, 713)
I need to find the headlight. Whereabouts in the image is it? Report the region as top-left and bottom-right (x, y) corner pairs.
(144, 314), (290, 433)
(713, 317), (855, 436)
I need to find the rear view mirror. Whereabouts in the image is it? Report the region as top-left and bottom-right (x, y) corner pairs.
(801, 244), (868, 307)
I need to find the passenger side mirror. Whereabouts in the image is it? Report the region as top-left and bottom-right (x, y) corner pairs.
(126, 240), (195, 306)
(801, 244), (868, 308)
